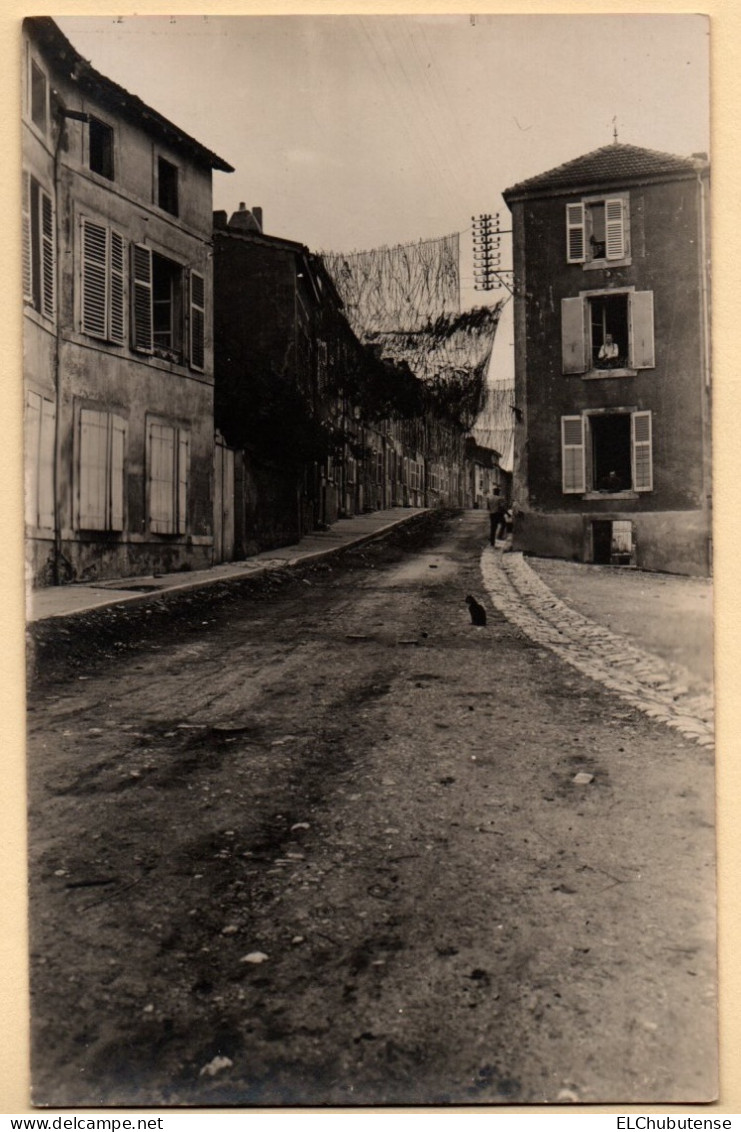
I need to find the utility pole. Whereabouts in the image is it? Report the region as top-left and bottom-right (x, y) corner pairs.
(472, 213), (514, 294)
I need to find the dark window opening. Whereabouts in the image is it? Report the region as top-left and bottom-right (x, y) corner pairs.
(152, 253), (184, 359)
(592, 520), (634, 567)
(588, 202), (606, 259)
(589, 293), (629, 369)
(30, 60), (47, 132)
(89, 117), (114, 180)
(158, 157), (179, 216)
(591, 413), (631, 493)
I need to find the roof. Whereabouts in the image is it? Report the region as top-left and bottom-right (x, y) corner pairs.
(24, 17), (234, 173)
(503, 142), (708, 201)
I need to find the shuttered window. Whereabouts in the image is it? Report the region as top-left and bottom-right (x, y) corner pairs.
(40, 191), (55, 319)
(23, 175), (55, 319)
(79, 408), (126, 531)
(25, 390), (56, 529)
(22, 173), (32, 302)
(80, 219), (125, 342)
(631, 411), (653, 492)
(147, 420), (190, 534)
(566, 203), (586, 263)
(132, 243), (153, 353)
(190, 270), (205, 371)
(605, 198), (626, 260)
(561, 415), (586, 494)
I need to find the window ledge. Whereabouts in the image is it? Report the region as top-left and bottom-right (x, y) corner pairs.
(583, 491), (640, 501)
(582, 368), (637, 380)
(583, 257), (632, 271)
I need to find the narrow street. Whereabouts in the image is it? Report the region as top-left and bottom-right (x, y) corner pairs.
(27, 511), (716, 1107)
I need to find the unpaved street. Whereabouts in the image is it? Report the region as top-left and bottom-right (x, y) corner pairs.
(27, 511), (716, 1106)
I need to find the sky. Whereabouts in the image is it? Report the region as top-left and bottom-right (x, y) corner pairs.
(57, 13), (709, 304)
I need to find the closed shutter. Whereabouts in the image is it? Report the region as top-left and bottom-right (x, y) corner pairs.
(561, 296), (587, 374)
(566, 202), (585, 263)
(81, 219), (108, 338)
(38, 396), (56, 529)
(631, 411), (653, 492)
(24, 392), (40, 527)
(109, 416), (126, 530)
(22, 173), (33, 302)
(177, 430), (190, 533)
(605, 198), (626, 260)
(561, 415), (586, 494)
(109, 231), (125, 343)
(190, 270), (205, 371)
(132, 243), (153, 353)
(629, 291), (655, 369)
(40, 189), (55, 319)
(79, 408), (109, 529)
(148, 421), (176, 533)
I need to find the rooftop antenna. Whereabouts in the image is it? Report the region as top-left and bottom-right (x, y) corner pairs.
(612, 116), (619, 144)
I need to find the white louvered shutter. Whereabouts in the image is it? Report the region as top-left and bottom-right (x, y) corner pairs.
(40, 189), (55, 319)
(38, 396), (56, 529)
(79, 408), (109, 529)
(177, 430), (190, 533)
(81, 219), (108, 338)
(22, 173), (33, 302)
(149, 421), (175, 533)
(566, 203), (586, 263)
(190, 271), (205, 371)
(132, 243), (153, 353)
(24, 392), (41, 527)
(561, 297), (587, 374)
(629, 291), (655, 369)
(561, 415), (586, 494)
(109, 416), (126, 530)
(631, 411), (653, 492)
(605, 198), (626, 260)
(109, 231), (125, 343)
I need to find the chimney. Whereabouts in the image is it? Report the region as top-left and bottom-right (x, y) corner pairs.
(228, 201), (261, 233)
(213, 209), (228, 230)
(251, 206), (263, 232)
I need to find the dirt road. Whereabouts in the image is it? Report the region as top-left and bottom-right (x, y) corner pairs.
(27, 511), (716, 1106)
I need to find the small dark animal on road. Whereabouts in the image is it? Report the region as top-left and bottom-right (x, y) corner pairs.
(465, 595), (487, 626)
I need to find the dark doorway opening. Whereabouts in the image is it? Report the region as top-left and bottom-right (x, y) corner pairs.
(591, 519), (634, 567)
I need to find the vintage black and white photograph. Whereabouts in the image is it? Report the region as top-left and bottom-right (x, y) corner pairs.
(22, 12), (714, 1107)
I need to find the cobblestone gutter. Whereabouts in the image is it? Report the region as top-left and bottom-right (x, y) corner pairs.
(480, 549), (714, 749)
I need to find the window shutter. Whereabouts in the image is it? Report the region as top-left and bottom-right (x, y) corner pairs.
(24, 391), (41, 527)
(109, 416), (126, 530)
(631, 411), (653, 492)
(81, 219), (108, 338)
(79, 408), (109, 529)
(178, 430), (190, 533)
(190, 270), (205, 371)
(561, 415), (585, 494)
(566, 203), (585, 263)
(605, 198), (626, 260)
(40, 189), (55, 319)
(132, 243), (153, 353)
(561, 297), (587, 374)
(149, 421), (175, 533)
(38, 396), (56, 529)
(629, 291), (655, 369)
(109, 231), (125, 343)
(22, 173), (33, 302)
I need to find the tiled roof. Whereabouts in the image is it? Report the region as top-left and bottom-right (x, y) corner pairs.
(504, 143), (707, 199)
(25, 17), (234, 173)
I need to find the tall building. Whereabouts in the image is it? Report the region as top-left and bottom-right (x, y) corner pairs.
(503, 143), (710, 575)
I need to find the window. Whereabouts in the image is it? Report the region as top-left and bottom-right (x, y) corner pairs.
(561, 290), (654, 375)
(566, 195), (630, 266)
(157, 157), (179, 216)
(89, 117), (115, 180)
(30, 58), (48, 134)
(131, 246), (201, 366)
(147, 419), (190, 534)
(561, 411), (653, 495)
(78, 409), (126, 531)
(152, 253), (184, 356)
(80, 218), (125, 342)
(189, 271), (205, 372)
(23, 173), (55, 319)
(25, 390), (55, 530)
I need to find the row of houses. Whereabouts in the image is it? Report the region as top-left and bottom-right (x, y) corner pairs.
(23, 17), (503, 589)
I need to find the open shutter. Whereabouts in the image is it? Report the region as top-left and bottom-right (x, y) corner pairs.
(109, 230), (125, 343)
(40, 189), (55, 319)
(81, 219), (108, 338)
(131, 243), (153, 353)
(629, 291), (655, 369)
(177, 430), (190, 533)
(189, 271), (205, 371)
(561, 297), (587, 374)
(561, 415), (585, 494)
(149, 421), (175, 533)
(631, 411), (653, 492)
(79, 408), (108, 529)
(22, 173), (33, 302)
(605, 198), (626, 260)
(566, 203), (585, 263)
(38, 396), (56, 528)
(109, 416), (126, 530)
